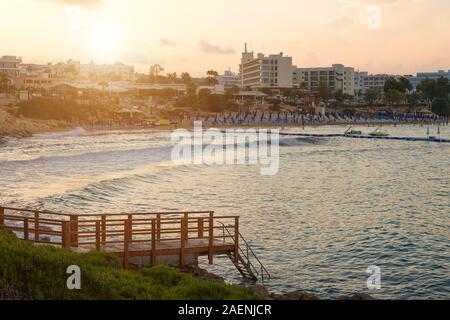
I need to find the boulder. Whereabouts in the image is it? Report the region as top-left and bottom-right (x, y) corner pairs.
(270, 290), (320, 300)
(338, 293), (376, 300)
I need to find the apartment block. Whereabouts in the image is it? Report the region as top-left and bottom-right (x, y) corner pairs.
(406, 70), (450, 90)
(0, 55), (22, 77)
(240, 44), (294, 89)
(294, 64), (355, 96)
(216, 70), (240, 88)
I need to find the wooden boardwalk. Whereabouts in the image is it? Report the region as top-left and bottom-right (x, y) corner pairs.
(0, 206), (239, 269)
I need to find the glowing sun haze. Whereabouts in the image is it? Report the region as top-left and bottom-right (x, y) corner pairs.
(0, 0), (449, 76)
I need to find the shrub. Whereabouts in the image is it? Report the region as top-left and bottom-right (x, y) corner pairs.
(0, 231), (260, 300)
(17, 98), (109, 122)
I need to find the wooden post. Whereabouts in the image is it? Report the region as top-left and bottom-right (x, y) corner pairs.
(123, 220), (130, 269)
(128, 214), (133, 242)
(101, 215), (106, 244)
(0, 207), (4, 230)
(23, 218), (29, 241)
(95, 221), (101, 251)
(180, 218), (187, 268)
(234, 217), (240, 262)
(34, 211), (40, 241)
(208, 212), (214, 264)
(62, 221), (71, 248)
(156, 213), (161, 240)
(151, 219), (157, 267)
(198, 217), (204, 238)
(70, 215), (78, 247)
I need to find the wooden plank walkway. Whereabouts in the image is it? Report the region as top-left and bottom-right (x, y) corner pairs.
(0, 206), (239, 269)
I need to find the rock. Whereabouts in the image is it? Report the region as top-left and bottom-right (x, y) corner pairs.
(39, 236), (51, 242)
(182, 264), (225, 282)
(250, 285), (271, 299)
(338, 293), (376, 300)
(270, 290), (320, 300)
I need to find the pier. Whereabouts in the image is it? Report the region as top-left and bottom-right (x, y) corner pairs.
(0, 206), (270, 281)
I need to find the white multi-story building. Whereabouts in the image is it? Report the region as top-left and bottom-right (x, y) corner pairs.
(216, 70), (240, 88)
(354, 72), (401, 96)
(0, 55), (22, 77)
(79, 61), (135, 81)
(240, 44), (294, 89)
(294, 64), (355, 96)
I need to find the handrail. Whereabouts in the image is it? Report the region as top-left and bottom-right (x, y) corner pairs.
(0, 206), (214, 218)
(217, 221), (271, 281)
(0, 206), (246, 272)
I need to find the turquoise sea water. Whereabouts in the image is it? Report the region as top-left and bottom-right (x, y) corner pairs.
(0, 124), (449, 299)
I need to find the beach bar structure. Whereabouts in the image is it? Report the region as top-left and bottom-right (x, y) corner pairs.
(0, 206), (270, 281)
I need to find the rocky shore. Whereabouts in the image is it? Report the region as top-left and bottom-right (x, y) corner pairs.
(0, 108), (65, 143)
(183, 265), (375, 300)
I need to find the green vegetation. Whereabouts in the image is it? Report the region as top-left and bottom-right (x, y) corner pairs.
(174, 89), (239, 112)
(384, 89), (406, 106)
(206, 70), (219, 85)
(432, 97), (449, 116)
(17, 98), (111, 122)
(417, 77), (450, 115)
(0, 231), (260, 300)
(384, 77), (412, 93)
(364, 88), (380, 105)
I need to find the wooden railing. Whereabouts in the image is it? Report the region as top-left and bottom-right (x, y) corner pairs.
(0, 206), (240, 269)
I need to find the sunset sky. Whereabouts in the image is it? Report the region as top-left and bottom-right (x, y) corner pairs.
(1, 0), (449, 76)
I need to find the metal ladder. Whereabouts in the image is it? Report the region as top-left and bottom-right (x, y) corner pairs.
(218, 222), (271, 282)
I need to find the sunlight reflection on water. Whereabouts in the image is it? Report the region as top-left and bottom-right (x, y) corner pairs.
(0, 125), (449, 299)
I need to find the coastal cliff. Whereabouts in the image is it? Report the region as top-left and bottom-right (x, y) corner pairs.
(0, 108), (63, 141)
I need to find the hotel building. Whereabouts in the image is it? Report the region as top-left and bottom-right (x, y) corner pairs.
(240, 44), (294, 89)
(293, 64), (356, 96)
(354, 72), (395, 95)
(406, 70), (450, 90)
(216, 70), (240, 89)
(0, 55), (22, 77)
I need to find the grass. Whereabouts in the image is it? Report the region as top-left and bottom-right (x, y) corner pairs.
(0, 231), (260, 300)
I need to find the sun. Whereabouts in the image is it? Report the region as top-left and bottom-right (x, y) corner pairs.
(87, 24), (122, 62)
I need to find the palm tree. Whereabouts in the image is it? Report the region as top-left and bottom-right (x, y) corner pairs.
(206, 70), (218, 78)
(149, 64), (164, 77)
(167, 72), (177, 83)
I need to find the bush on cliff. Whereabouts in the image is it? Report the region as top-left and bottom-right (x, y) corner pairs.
(0, 231), (260, 300)
(17, 98), (109, 122)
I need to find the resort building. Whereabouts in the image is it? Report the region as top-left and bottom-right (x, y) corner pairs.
(216, 70), (240, 88)
(406, 70), (450, 90)
(78, 61), (135, 81)
(0, 55), (22, 77)
(354, 72), (396, 96)
(240, 44), (294, 89)
(293, 64), (356, 96)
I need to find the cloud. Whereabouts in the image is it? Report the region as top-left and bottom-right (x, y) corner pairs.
(199, 41), (235, 55)
(42, 0), (102, 6)
(160, 38), (178, 47)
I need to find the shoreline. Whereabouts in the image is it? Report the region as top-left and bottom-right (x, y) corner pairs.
(183, 264), (375, 300)
(1, 116), (447, 145)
